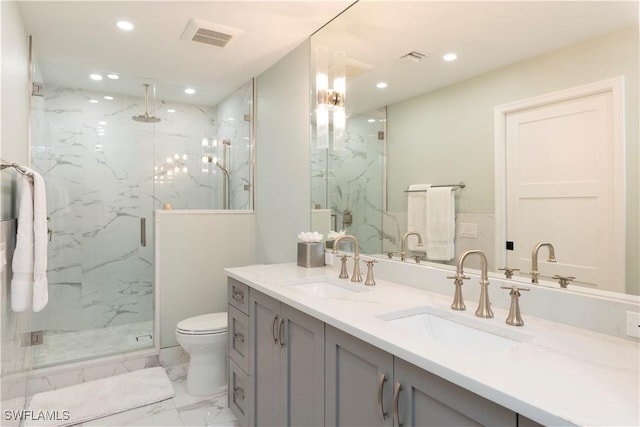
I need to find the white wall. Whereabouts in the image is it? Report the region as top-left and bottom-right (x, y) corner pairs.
(0, 0), (33, 413)
(1, 1), (30, 220)
(157, 211), (255, 348)
(254, 41), (311, 263)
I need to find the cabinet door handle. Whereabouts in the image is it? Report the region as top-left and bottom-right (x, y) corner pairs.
(377, 372), (388, 420)
(233, 386), (245, 401)
(232, 287), (245, 303)
(278, 318), (285, 347)
(392, 382), (402, 427)
(233, 332), (244, 343)
(272, 314), (279, 344)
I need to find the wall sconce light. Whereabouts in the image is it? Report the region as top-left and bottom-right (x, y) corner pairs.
(316, 47), (346, 150)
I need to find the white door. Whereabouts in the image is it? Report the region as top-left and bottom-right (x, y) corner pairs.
(502, 80), (624, 292)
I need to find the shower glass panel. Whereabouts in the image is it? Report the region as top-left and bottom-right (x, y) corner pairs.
(310, 108), (386, 254)
(153, 79), (254, 210)
(30, 75), (156, 368)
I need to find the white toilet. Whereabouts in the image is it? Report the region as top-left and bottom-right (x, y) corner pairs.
(175, 312), (228, 396)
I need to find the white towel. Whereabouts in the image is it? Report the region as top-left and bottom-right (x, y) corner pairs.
(425, 187), (455, 261)
(11, 167), (48, 312)
(406, 184), (430, 251)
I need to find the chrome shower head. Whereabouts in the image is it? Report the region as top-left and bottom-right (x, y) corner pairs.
(132, 83), (161, 123)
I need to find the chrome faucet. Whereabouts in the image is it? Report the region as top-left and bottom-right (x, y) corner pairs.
(530, 242), (556, 284)
(455, 250), (493, 318)
(400, 231), (423, 261)
(332, 235), (362, 282)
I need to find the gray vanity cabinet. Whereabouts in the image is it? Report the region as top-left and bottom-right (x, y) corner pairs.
(325, 326), (394, 427)
(250, 289), (325, 426)
(393, 357), (516, 426)
(326, 325), (518, 427)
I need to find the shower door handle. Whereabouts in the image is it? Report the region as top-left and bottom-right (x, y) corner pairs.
(140, 218), (146, 247)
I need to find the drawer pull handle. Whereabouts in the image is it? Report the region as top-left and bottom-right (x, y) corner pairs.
(233, 333), (244, 343)
(377, 372), (388, 420)
(278, 318), (285, 347)
(232, 288), (245, 303)
(272, 315), (279, 344)
(392, 382), (402, 427)
(233, 386), (245, 401)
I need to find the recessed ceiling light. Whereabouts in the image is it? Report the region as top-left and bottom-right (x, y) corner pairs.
(376, 82), (388, 89)
(184, 88), (196, 95)
(167, 109), (176, 113)
(116, 21), (134, 31)
(103, 96), (114, 100)
(89, 73), (103, 81)
(107, 74), (120, 80)
(89, 99), (99, 104)
(368, 119), (376, 123)
(98, 121), (107, 125)
(443, 52), (458, 62)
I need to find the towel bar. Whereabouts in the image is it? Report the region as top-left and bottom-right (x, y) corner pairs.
(404, 183), (465, 193)
(0, 160), (33, 177)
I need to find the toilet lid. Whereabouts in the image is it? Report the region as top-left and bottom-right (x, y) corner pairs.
(177, 312), (227, 335)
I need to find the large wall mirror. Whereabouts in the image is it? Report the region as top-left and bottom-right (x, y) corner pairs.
(310, 1), (638, 296)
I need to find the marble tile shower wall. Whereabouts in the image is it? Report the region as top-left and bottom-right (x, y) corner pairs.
(311, 114), (385, 254)
(156, 80), (252, 211)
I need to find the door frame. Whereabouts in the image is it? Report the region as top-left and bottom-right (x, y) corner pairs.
(494, 76), (626, 288)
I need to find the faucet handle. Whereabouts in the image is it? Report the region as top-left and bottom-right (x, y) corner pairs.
(363, 259), (378, 286)
(500, 286), (530, 326)
(498, 267), (520, 279)
(413, 255), (423, 264)
(446, 273), (469, 281)
(386, 251), (396, 259)
(552, 275), (575, 288)
(338, 254), (351, 279)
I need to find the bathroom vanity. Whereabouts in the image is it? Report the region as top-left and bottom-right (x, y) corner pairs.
(225, 261), (639, 426)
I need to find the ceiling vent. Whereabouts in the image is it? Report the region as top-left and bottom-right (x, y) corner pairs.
(181, 19), (243, 48)
(400, 51), (428, 63)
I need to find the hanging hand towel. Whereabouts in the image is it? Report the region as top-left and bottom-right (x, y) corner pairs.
(31, 168), (49, 312)
(406, 184), (430, 251)
(425, 187), (455, 261)
(11, 173), (35, 312)
(10, 167), (48, 312)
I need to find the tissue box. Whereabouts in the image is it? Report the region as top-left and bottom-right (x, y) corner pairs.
(297, 242), (325, 268)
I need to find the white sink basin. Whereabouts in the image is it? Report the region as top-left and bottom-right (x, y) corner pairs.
(379, 306), (532, 354)
(290, 279), (369, 298)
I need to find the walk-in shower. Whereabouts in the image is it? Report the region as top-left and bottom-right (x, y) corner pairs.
(28, 70), (254, 370)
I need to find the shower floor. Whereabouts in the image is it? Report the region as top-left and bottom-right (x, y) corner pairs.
(34, 321), (154, 369)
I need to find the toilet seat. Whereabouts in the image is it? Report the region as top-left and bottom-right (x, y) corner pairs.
(176, 312), (227, 336)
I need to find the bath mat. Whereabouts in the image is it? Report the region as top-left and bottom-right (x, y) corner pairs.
(24, 367), (174, 427)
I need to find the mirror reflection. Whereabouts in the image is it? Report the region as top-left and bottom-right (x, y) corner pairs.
(310, 1), (638, 296)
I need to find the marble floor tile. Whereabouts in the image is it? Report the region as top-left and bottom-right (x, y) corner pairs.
(74, 365), (237, 427)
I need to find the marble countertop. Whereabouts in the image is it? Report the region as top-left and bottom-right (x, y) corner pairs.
(225, 263), (639, 427)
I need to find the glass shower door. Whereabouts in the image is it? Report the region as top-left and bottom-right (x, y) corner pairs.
(30, 76), (155, 368)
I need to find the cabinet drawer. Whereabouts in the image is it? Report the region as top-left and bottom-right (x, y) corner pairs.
(228, 357), (251, 427)
(228, 278), (249, 314)
(228, 305), (250, 373)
